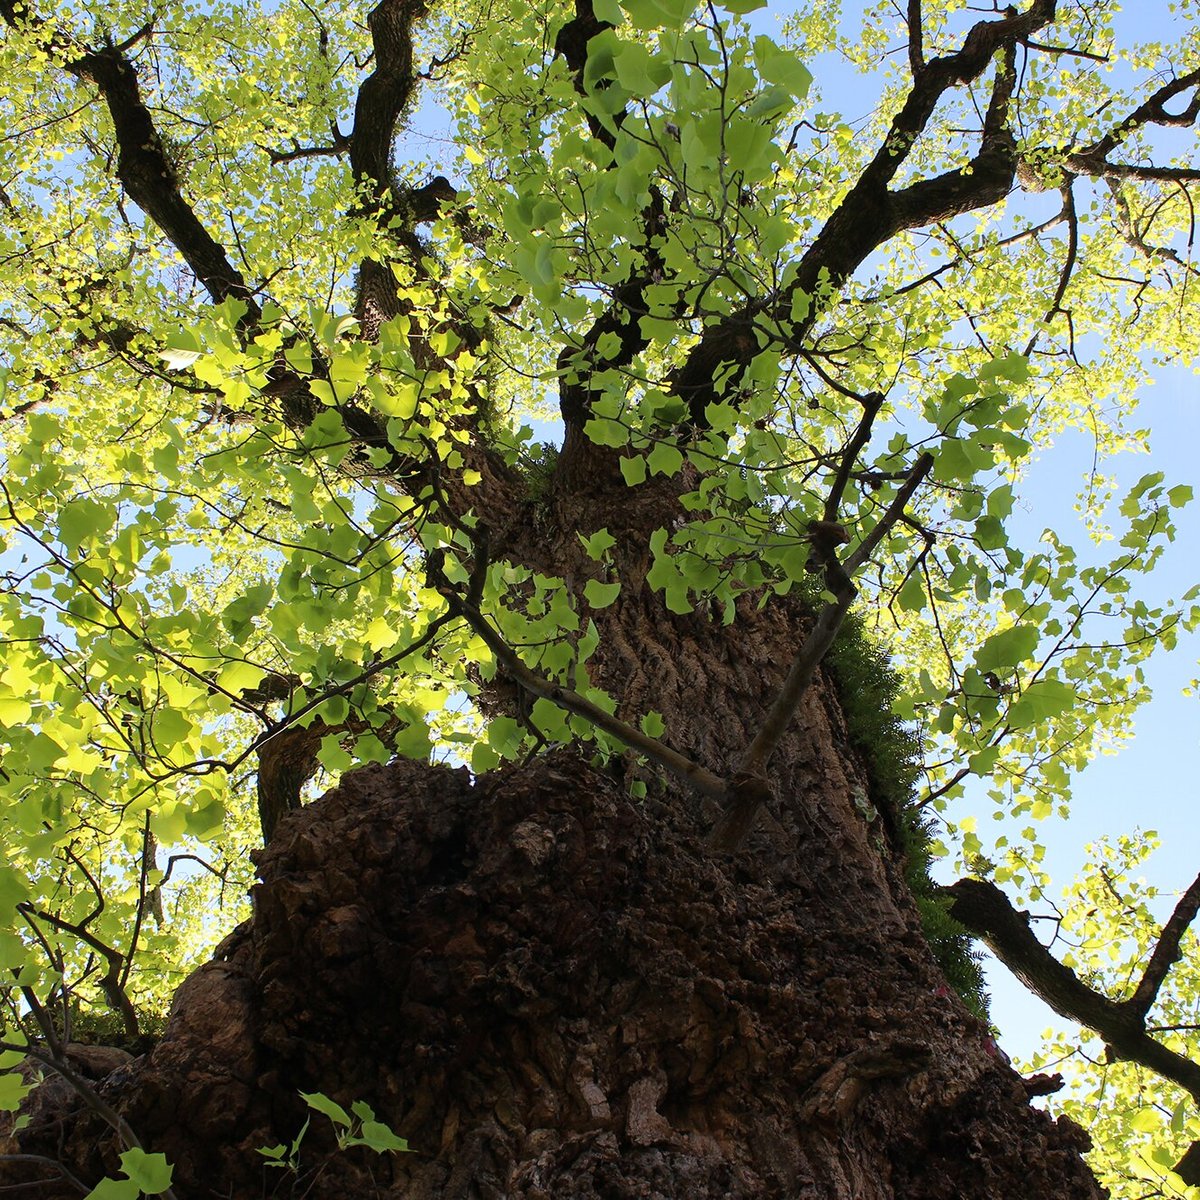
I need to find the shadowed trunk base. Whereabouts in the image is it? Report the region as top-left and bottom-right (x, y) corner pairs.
(4, 753), (1101, 1198)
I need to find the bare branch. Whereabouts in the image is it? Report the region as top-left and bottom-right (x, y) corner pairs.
(266, 140), (348, 165)
(823, 392), (884, 525)
(1127, 868), (1200, 1021)
(1022, 39), (1109, 64)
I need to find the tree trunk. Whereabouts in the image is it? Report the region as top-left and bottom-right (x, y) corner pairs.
(3, 561), (1103, 1198)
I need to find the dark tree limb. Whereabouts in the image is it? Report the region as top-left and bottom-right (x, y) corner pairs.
(1103, 177), (1200, 274)
(553, 189), (676, 495)
(349, 0), (429, 211)
(16, 905), (139, 1040)
(822, 392), (884, 524)
(0, 1), (259, 312)
(943, 877), (1200, 1103)
(671, 2), (1054, 427)
(1073, 67), (1200, 166)
(547, 4), (675, 495)
(554, 0), (622, 150)
(906, 0), (925, 77)
(1127, 868), (1200, 1021)
(1023, 182), (1078, 358)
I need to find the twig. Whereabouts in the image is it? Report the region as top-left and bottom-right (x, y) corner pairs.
(0, 1041), (180, 1200)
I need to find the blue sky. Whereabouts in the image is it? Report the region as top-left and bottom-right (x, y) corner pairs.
(981, 359), (1199, 1059)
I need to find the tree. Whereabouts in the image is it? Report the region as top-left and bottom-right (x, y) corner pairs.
(0, 0), (1198, 1194)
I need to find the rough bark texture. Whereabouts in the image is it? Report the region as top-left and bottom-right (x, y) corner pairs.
(4, 606), (1103, 1198)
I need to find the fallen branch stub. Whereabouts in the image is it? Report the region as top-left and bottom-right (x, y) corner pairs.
(707, 771), (776, 855)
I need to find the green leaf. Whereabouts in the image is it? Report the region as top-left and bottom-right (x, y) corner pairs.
(85, 1180), (140, 1200)
(978, 351), (1030, 383)
(639, 711), (666, 737)
(579, 529), (617, 560)
(647, 442), (684, 477)
(1008, 679), (1076, 729)
(621, 0), (690, 29)
(118, 1149), (174, 1195)
(975, 625), (1039, 673)
(753, 35), (812, 99)
(896, 574), (925, 613)
(619, 455), (647, 486)
(584, 579), (622, 608)
(58, 498), (116, 555)
(354, 1120), (410, 1153)
(301, 1090), (353, 1127)
(584, 418), (629, 448)
(0, 1071), (32, 1111)
(663, 584), (693, 614)
(1128, 1106), (1160, 1133)
(0, 865), (30, 910)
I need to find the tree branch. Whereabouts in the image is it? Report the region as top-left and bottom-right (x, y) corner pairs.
(431, 569), (728, 801)
(1127, 868), (1200, 1021)
(554, 0), (623, 150)
(943, 877), (1200, 1103)
(1075, 67), (1200, 165)
(907, 0), (925, 77)
(14, 15), (260, 311)
(709, 452), (935, 852)
(1023, 182), (1078, 357)
(17, 906), (139, 1040)
(671, 2), (1054, 427)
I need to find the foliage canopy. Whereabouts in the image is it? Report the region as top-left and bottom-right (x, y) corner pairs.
(1, 0), (1199, 1193)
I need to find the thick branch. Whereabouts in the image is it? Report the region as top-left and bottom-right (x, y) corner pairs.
(1023, 182), (1078, 357)
(553, 190), (675, 494)
(823, 392), (884, 524)
(907, 0), (924, 77)
(0, 9), (265, 313)
(1077, 67), (1200, 165)
(350, 0), (427, 209)
(944, 878), (1200, 1103)
(747, 452), (934, 775)
(554, 0), (622, 150)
